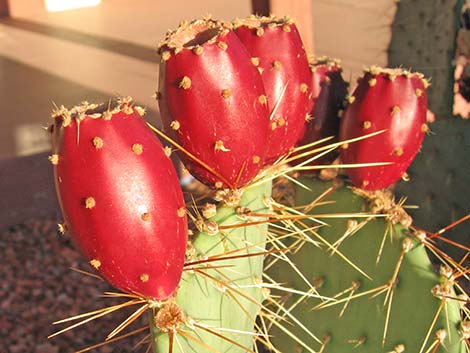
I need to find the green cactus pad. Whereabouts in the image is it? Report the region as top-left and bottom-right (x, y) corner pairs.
(396, 118), (470, 261)
(151, 180), (272, 353)
(388, 0), (459, 117)
(268, 177), (464, 353)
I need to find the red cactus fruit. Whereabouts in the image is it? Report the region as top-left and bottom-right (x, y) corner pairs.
(298, 57), (348, 164)
(233, 15), (312, 164)
(50, 98), (188, 300)
(157, 18), (270, 189)
(339, 67), (429, 190)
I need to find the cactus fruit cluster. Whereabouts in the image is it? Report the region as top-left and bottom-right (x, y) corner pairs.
(47, 13), (468, 353)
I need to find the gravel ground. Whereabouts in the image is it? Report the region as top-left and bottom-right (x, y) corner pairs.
(0, 218), (149, 353)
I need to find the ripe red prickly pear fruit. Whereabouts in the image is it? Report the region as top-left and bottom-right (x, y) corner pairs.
(233, 15), (312, 164)
(298, 57), (348, 164)
(157, 18), (270, 189)
(339, 67), (429, 190)
(50, 98), (188, 300)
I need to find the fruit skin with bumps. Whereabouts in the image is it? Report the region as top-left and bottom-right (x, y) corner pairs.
(233, 15), (312, 164)
(298, 57), (348, 164)
(158, 18), (270, 188)
(339, 67), (428, 190)
(50, 98), (187, 300)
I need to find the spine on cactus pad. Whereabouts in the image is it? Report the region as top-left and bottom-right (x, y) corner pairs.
(150, 180), (273, 353)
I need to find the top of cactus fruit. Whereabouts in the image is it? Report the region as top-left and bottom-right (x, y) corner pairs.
(157, 17), (231, 55)
(309, 55), (342, 69)
(49, 96), (145, 128)
(363, 65), (430, 85)
(232, 14), (294, 29)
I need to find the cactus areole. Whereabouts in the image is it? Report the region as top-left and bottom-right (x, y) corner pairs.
(50, 98), (188, 300)
(233, 15), (312, 164)
(339, 67), (428, 190)
(157, 18), (270, 189)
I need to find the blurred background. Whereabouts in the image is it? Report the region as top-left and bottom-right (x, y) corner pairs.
(0, 0), (395, 159)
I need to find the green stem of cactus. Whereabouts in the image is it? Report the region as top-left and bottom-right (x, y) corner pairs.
(149, 179), (272, 353)
(268, 176), (464, 353)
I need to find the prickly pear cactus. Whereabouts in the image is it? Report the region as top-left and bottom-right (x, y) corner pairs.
(46, 9), (470, 353)
(388, 0), (459, 117)
(150, 180), (272, 353)
(268, 177), (465, 353)
(395, 118), (470, 261)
